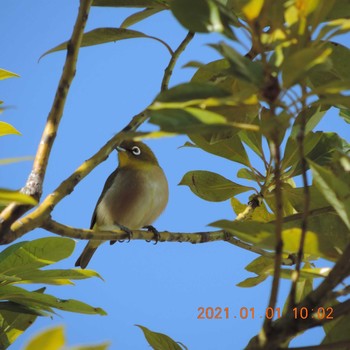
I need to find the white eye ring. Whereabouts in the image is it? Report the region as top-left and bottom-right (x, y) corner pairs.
(131, 146), (141, 156)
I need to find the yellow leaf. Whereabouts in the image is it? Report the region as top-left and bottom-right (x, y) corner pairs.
(25, 326), (64, 350)
(0, 121), (21, 137)
(242, 0), (264, 20)
(0, 68), (20, 80)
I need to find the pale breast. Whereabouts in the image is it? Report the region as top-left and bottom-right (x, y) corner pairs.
(95, 166), (168, 229)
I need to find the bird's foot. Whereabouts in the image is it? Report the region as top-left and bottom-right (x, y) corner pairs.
(143, 225), (160, 245)
(110, 224), (133, 245)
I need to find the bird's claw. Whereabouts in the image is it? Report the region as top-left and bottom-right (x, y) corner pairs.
(143, 225), (160, 245)
(110, 224), (133, 245)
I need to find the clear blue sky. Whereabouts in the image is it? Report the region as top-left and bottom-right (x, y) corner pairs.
(1, 1), (349, 349)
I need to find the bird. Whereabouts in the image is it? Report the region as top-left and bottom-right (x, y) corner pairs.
(75, 140), (169, 269)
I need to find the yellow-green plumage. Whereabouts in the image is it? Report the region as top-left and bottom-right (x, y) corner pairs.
(75, 141), (169, 269)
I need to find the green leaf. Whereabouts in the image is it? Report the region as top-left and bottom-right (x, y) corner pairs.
(0, 302), (40, 349)
(155, 82), (230, 103)
(211, 207), (350, 261)
(309, 157), (350, 230)
(238, 123), (264, 159)
(11, 269), (102, 286)
(148, 108), (230, 134)
(282, 46), (332, 88)
(282, 132), (346, 177)
(24, 325), (64, 350)
(179, 170), (254, 202)
(171, 0), (225, 33)
(121, 8), (164, 28)
(0, 122), (21, 137)
(40, 28), (172, 59)
(290, 106), (328, 138)
(326, 1), (350, 20)
(339, 108), (350, 124)
(0, 285), (107, 315)
(236, 274), (268, 287)
(0, 237), (75, 274)
(322, 313), (350, 344)
(92, 0), (169, 8)
(0, 69), (20, 80)
(0, 189), (37, 206)
(210, 43), (264, 86)
(189, 133), (251, 167)
(136, 325), (183, 350)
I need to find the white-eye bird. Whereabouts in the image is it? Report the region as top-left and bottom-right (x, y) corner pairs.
(75, 140), (169, 269)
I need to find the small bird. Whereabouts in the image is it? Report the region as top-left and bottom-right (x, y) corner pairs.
(75, 140), (169, 269)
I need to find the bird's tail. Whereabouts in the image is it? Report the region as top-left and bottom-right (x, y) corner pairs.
(75, 242), (99, 269)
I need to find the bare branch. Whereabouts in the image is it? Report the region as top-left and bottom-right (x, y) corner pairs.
(161, 31), (195, 92)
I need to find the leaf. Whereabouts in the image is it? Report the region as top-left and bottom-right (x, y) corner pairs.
(24, 325), (64, 350)
(322, 313), (350, 344)
(0, 303), (40, 349)
(0, 69), (20, 80)
(148, 108), (231, 134)
(92, 0), (169, 8)
(241, 0), (264, 21)
(136, 325), (183, 350)
(339, 108), (350, 124)
(121, 8), (164, 28)
(290, 106), (328, 138)
(11, 269), (102, 286)
(0, 122), (21, 137)
(282, 46), (332, 88)
(0, 156), (34, 166)
(236, 274), (268, 287)
(211, 208), (350, 261)
(238, 123), (264, 159)
(0, 189), (37, 206)
(0, 285), (107, 316)
(179, 170), (254, 202)
(40, 28), (172, 59)
(171, 0), (225, 33)
(0, 237), (75, 274)
(189, 133), (251, 167)
(210, 43), (264, 86)
(155, 82), (230, 103)
(309, 158), (350, 230)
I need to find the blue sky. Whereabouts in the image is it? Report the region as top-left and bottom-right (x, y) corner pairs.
(1, 1), (349, 349)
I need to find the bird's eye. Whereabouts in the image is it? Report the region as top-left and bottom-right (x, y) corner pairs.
(131, 146), (141, 156)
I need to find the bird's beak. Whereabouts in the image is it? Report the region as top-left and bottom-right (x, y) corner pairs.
(116, 145), (126, 152)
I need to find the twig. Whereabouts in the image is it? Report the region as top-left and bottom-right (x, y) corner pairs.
(0, 0), (93, 238)
(42, 218), (276, 258)
(262, 114), (284, 338)
(161, 31), (195, 91)
(289, 84), (310, 308)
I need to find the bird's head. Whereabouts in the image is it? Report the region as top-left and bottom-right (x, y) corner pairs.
(116, 140), (159, 168)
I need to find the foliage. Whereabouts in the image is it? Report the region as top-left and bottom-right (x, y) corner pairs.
(2, 0), (350, 349)
(0, 237), (106, 349)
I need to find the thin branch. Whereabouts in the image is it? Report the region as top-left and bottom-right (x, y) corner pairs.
(289, 84), (310, 308)
(161, 31), (195, 92)
(0, 0), (93, 237)
(42, 218), (277, 259)
(262, 117), (284, 337)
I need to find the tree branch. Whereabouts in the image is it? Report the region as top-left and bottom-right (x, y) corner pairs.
(0, 0), (93, 238)
(289, 84), (310, 308)
(161, 31), (195, 92)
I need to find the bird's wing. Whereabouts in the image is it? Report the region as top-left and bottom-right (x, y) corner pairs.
(90, 168), (119, 229)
